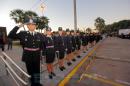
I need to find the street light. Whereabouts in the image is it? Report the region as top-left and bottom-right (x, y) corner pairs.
(40, 3), (45, 16)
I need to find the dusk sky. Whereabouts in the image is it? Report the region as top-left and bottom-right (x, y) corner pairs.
(0, 0), (130, 34)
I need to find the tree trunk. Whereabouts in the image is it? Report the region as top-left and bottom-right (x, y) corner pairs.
(41, 29), (42, 33)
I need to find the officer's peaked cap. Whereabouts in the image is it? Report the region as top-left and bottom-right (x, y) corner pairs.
(24, 16), (37, 24)
(58, 27), (63, 31)
(46, 27), (52, 31)
(66, 28), (70, 32)
(76, 30), (80, 33)
(71, 30), (74, 32)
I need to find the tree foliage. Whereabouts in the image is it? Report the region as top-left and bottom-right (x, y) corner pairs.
(94, 17), (105, 33)
(86, 27), (92, 33)
(36, 16), (49, 32)
(10, 9), (49, 32)
(10, 9), (25, 23)
(105, 20), (130, 33)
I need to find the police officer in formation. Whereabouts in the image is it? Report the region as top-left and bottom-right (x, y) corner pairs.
(75, 30), (82, 58)
(53, 27), (66, 71)
(8, 17), (43, 86)
(44, 27), (56, 79)
(89, 33), (95, 47)
(64, 29), (73, 66)
(81, 32), (88, 53)
(70, 30), (77, 62)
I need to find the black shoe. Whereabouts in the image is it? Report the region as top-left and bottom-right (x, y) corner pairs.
(31, 83), (43, 86)
(77, 55), (81, 58)
(49, 74), (53, 79)
(39, 84), (43, 86)
(59, 66), (66, 71)
(51, 72), (56, 76)
(83, 51), (86, 53)
(67, 62), (72, 66)
(62, 66), (66, 70)
(59, 67), (64, 71)
(72, 58), (76, 62)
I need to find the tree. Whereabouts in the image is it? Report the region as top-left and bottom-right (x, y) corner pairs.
(10, 9), (26, 30)
(24, 11), (38, 18)
(10, 9), (24, 24)
(94, 17), (105, 33)
(105, 20), (130, 33)
(36, 16), (49, 33)
(86, 27), (92, 33)
(10, 9), (49, 32)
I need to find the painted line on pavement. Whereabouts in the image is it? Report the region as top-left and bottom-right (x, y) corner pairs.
(79, 73), (125, 86)
(58, 44), (100, 86)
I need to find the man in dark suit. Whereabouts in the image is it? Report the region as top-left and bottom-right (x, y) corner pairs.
(8, 17), (43, 86)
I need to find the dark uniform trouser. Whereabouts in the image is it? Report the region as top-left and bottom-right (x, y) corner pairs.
(25, 60), (40, 86)
(24, 52), (40, 86)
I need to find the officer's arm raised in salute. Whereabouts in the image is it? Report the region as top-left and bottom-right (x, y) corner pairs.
(8, 24), (24, 40)
(8, 17), (43, 86)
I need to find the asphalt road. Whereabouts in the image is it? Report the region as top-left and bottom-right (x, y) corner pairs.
(65, 37), (130, 86)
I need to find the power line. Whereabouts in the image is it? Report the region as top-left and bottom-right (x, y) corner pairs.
(30, 0), (47, 11)
(30, 0), (41, 10)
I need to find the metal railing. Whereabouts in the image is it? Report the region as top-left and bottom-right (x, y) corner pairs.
(0, 52), (31, 86)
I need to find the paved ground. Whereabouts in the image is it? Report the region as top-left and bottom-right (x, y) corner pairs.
(0, 39), (101, 86)
(65, 37), (130, 86)
(0, 37), (130, 86)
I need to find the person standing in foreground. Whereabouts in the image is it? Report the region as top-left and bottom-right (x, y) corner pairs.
(8, 17), (43, 86)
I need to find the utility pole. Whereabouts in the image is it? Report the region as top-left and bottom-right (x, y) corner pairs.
(73, 0), (77, 31)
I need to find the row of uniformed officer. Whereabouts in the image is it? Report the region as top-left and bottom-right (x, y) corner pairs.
(44, 28), (102, 79)
(8, 16), (102, 84)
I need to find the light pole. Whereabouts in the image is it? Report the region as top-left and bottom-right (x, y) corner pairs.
(73, 0), (77, 31)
